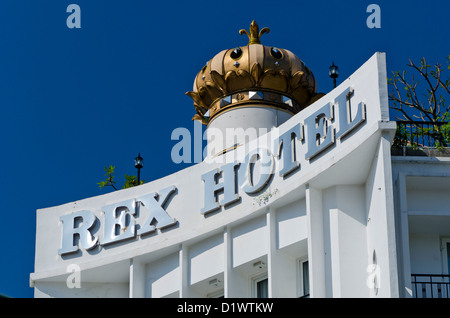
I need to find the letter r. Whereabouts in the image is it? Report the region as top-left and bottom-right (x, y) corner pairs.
(59, 210), (98, 255)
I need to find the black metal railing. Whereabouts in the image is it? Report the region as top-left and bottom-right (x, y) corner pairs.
(393, 121), (450, 149)
(411, 274), (450, 298)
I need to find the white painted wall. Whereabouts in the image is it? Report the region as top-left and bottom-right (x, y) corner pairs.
(365, 135), (399, 297)
(145, 252), (180, 298)
(409, 234), (442, 274)
(326, 185), (368, 297)
(189, 233), (224, 285)
(34, 282), (128, 298)
(391, 157), (450, 297)
(276, 199), (307, 250)
(232, 215), (268, 268)
(207, 107), (292, 156)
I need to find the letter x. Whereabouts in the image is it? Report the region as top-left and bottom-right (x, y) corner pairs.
(137, 186), (177, 235)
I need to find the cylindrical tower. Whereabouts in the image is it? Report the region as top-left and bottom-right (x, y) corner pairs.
(186, 21), (323, 158)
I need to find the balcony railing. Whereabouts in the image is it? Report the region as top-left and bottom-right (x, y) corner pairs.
(392, 121), (450, 156)
(411, 274), (450, 298)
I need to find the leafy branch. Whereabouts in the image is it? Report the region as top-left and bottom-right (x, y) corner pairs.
(388, 55), (450, 122)
(98, 165), (118, 190)
(98, 165), (144, 191)
(388, 56), (450, 148)
(123, 174), (145, 189)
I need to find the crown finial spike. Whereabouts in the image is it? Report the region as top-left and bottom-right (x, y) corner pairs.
(239, 20), (270, 45)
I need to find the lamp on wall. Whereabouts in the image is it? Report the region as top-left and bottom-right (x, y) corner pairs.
(329, 62), (339, 88)
(134, 153), (143, 185)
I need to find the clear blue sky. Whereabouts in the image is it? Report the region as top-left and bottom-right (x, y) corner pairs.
(0, 0), (448, 298)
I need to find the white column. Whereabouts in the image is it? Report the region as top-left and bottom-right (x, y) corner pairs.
(225, 226), (249, 297)
(379, 132), (400, 297)
(268, 207), (297, 297)
(306, 184), (326, 297)
(365, 132), (400, 298)
(224, 227), (231, 298)
(267, 209), (273, 298)
(397, 172), (413, 297)
(328, 207), (342, 297)
(180, 244), (199, 297)
(327, 186), (368, 297)
(129, 258), (145, 298)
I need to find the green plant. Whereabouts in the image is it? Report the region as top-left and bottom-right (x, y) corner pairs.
(98, 165), (144, 191)
(254, 188), (279, 206)
(123, 174), (145, 188)
(392, 124), (409, 148)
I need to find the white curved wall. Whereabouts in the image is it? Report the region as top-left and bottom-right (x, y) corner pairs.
(206, 106), (292, 157)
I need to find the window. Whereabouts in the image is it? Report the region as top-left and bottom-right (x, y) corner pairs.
(253, 275), (268, 298)
(298, 259), (310, 297)
(443, 239), (450, 275)
(447, 243), (450, 274)
(441, 238), (450, 275)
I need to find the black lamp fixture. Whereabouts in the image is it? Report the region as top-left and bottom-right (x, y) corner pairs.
(134, 153), (143, 185)
(329, 62), (339, 88)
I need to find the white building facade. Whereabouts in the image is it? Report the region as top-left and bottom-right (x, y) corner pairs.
(30, 23), (450, 298)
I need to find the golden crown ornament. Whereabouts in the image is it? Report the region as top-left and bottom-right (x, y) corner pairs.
(186, 21), (324, 125)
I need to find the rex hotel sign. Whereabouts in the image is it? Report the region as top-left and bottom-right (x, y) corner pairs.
(58, 87), (366, 256)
